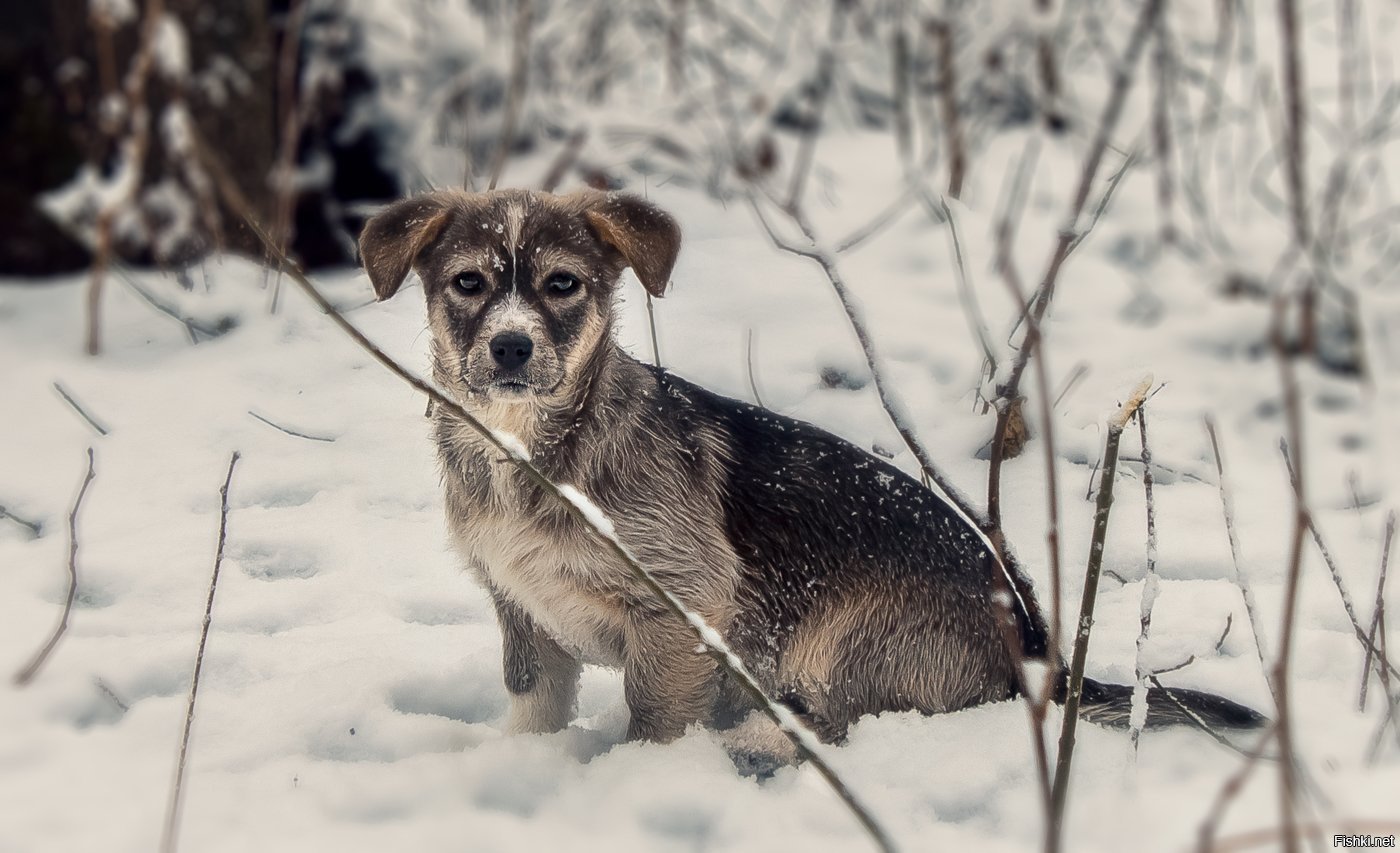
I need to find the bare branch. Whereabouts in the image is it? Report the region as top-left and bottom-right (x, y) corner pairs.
(744, 328), (766, 408)
(1360, 511), (1395, 710)
(1270, 297), (1307, 853)
(785, 0), (847, 212)
(13, 448), (96, 686)
(161, 451), (240, 853)
(0, 504), (44, 539)
(1129, 401), (1161, 759)
(248, 411), (335, 443)
(1051, 377), (1152, 835)
(52, 382), (110, 437)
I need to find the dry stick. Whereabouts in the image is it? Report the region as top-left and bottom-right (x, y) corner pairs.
(929, 16), (965, 199)
(84, 0), (164, 356)
(1049, 376), (1152, 846)
(991, 0), (1160, 533)
(931, 192), (997, 383)
(247, 411), (335, 443)
(0, 504), (44, 538)
(988, 155), (1065, 828)
(1359, 511), (1395, 710)
(1270, 299), (1307, 853)
(196, 141), (896, 853)
(1279, 446), (1400, 685)
(160, 451), (239, 853)
(1205, 418), (1275, 679)
(1128, 401), (1160, 760)
(785, 0), (847, 212)
(52, 382), (110, 437)
(744, 328), (767, 408)
(486, 0), (533, 190)
(645, 294), (663, 369)
(13, 448), (96, 686)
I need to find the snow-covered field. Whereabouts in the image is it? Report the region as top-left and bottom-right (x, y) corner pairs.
(6, 7), (1400, 847)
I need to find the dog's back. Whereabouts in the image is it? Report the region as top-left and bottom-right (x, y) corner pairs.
(360, 188), (1265, 748)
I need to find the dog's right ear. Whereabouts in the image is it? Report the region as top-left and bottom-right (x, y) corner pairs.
(358, 194), (455, 300)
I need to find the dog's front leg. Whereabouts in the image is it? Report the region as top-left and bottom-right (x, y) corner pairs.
(623, 608), (720, 742)
(491, 591), (582, 734)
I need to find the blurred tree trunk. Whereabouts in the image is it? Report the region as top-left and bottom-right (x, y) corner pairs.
(1, 0), (284, 275)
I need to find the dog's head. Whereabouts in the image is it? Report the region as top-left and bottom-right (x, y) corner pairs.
(359, 189), (680, 405)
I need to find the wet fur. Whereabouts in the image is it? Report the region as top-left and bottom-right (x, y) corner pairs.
(360, 188), (1266, 750)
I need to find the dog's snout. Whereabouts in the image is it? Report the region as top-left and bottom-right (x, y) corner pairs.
(490, 332), (534, 370)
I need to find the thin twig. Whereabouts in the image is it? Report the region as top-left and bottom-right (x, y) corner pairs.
(161, 451), (240, 853)
(1279, 446), (1400, 683)
(785, 0), (846, 212)
(992, 0), (1160, 495)
(0, 504), (44, 538)
(1360, 510), (1395, 710)
(13, 448), (96, 686)
(744, 328), (766, 408)
(1271, 298), (1307, 853)
(1129, 402), (1160, 759)
(1206, 417), (1274, 677)
(94, 677), (130, 713)
(194, 133), (897, 853)
(248, 411), (335, 443)
(52, 382), (110, 437)
(645, 294), (663, 368)
(1050, 377), (1152, 842)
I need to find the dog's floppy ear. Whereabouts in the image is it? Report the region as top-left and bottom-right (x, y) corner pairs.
(585, 194), (681, 297)
(359, 194), (455, 300)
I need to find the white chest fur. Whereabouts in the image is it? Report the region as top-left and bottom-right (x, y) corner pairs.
(447, 487), (628, 667)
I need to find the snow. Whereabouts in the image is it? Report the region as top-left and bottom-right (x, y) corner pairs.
(6, 1), (1400, 850)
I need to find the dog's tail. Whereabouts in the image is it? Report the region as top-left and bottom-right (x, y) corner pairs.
(1069, 676), (1267, 731)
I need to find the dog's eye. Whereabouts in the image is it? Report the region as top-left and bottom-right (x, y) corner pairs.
(453, 272), (485, 295)
(545, 273), (580, 296)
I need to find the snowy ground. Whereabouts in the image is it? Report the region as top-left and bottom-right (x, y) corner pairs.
(6, 88), (1400, 853)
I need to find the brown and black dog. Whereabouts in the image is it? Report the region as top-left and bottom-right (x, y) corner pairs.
(359, 188), (1263, 754)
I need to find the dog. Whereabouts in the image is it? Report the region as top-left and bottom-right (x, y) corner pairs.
(358, 188), (1264, 753)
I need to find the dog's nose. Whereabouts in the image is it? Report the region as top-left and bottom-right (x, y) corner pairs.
(490, 332), (534, 370)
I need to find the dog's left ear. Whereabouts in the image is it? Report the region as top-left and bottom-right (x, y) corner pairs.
(585, 194), (681, 297)
(359, 193), (455, 300)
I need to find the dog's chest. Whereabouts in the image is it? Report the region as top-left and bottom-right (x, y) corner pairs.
(446, 470), (628, 666)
